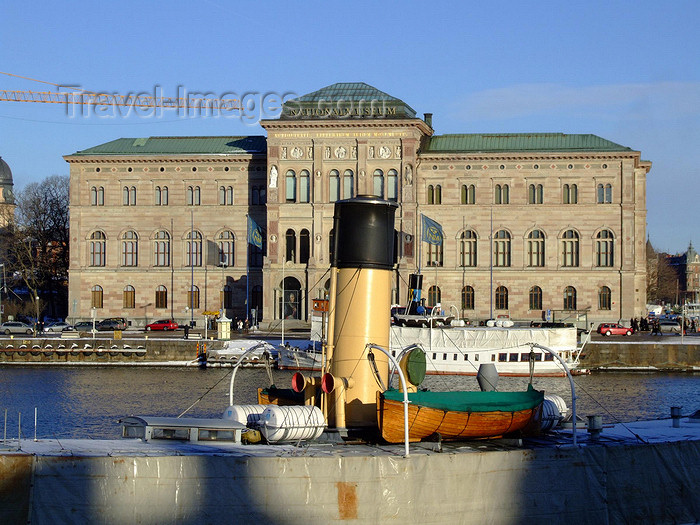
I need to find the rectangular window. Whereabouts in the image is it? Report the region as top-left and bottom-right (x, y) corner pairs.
(498, 353), (507, 362)
(509, 353), (518, 362)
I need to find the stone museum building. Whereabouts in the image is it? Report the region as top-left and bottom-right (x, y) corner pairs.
(64, 83), (651, 327)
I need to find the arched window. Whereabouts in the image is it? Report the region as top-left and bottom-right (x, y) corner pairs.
(597, 183), (612, 204)
(89, 231), (106, 267)
(123, 186), (136, 206)
(462, 285), (475, 310)
(343, 169), (354, 199)
(561, 230), (579, 267)
(495, 184), (509, 204)
(299, 170), (310, 203)
(155, 186), (168, 206)
(186, 231), (202, 267)
(218, 230), (235, 267)
(155, 285), (167, 309)
(154, 231), (170, 267)
(186, 186), (201, 206)
(563, 183), (577, 204)
(123, 285), (135, 309)
(461, 184), (475, 205)
(427, 241), (443, 267)
(188, 285), (200, 310)
(387, 169), (398, 201)
(121, 231), (138, 267)
(460, 230), (477, 267)
(91, 186), (97, 206)
(427, 285), (441, 308)
(300, 229), (310, 264)
(596, 230), (614, 267)
(529, 286), (543, 310)
(219, 186), (233, 205)
(527, 230), (545, 267)
(285, 229), (296, 263)
(493, 230), (511, 267)
(599, 286), (612, 310)
(528, 184), (543, 204)
(563, 286), (577, 310)
(285, 170), (296, 202)
(495, 286), (508, 310)
(329, 170), (340, 202)
(91, 285), (103, 308)
(373, 169), (384, 198)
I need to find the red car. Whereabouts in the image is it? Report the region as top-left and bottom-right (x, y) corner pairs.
(597, 323), (633, 336)
(145, 319), (179, 331)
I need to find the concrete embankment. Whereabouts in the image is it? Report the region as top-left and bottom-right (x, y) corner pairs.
(0, 336), (217, 365)
(582, 340), (700, 371)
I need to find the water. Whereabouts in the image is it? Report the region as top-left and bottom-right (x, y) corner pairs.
(0, 366), (698, 440)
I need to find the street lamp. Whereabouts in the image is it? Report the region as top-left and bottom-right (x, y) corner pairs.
(34, 295), (40, 337)
(0, 263), (4, 324)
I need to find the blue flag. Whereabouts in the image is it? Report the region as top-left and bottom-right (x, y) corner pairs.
(421, 214), (444, 246)
(247, 216), (263, 249)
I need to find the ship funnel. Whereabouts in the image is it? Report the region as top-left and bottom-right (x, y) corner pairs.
(328, 196), (398, 429)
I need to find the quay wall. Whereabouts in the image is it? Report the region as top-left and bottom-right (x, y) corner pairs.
(1, 439), (699, 524)
(582, 341), (700, 371)
(1, 337), (700, 371)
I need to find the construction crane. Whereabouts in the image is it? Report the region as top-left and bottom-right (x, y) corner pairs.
(0, 71), (241, 110)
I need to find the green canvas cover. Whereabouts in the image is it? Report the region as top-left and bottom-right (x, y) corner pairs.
(383, 385), (544, 413)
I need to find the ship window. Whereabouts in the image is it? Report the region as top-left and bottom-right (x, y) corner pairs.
(498, 353), (507, 362)
(198, 429), (236, 442)
(520, 353), (529, 361)
(534, 353), (542, 361)
(475, 355), (479, 361)
(152, 428), (189, 440)
(509, 353), (518, 362)
(432, 353), (437, 360)
(443, 353), (447, 360)
(391, 351), (396, 357)
(464, 355), (469, 361)
(453, 354), (458, 360)
(544, 354), (554, 361)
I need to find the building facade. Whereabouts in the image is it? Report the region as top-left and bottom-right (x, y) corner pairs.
(65, 83), (651, 327)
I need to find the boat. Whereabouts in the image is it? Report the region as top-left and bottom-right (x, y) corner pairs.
(205, 339), (277, 367)
(278, 321), (586, 377)
(377, 385), (544, 443)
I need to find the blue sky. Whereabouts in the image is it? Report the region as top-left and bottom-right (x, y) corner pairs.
(1, 0), (698, 254)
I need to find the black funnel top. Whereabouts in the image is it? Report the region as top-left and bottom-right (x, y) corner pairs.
(332, 196), (398, 270)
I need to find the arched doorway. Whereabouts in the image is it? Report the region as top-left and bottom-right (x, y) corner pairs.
(279, 277), (302, 320)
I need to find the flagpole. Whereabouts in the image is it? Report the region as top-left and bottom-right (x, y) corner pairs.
(246, 215), (250, 324)
(418, 214), (423, 274)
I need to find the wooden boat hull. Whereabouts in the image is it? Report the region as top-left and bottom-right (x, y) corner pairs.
(377, 389), (543, 443)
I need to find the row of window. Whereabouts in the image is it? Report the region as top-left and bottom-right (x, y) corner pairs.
(428, 229), (615, 268)
(89, 230), (264, 268)
(89, 186), (267, 207)
(90, 284), (263, 310)
(428, 183), (614, 205)
(284, 168), (399, 203)
(423, 284), (613, 311)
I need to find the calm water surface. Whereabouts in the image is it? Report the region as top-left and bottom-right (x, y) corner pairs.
(0, 366), (698, 440)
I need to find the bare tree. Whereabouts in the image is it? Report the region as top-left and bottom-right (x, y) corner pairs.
(5, 175), (69, 325)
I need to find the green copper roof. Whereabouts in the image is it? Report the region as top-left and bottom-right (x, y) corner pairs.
(281, 82), (417, 119)
(71, 136), (266, 156)
(423, 133), (633, 153)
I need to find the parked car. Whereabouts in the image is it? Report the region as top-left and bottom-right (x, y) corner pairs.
(597, 323), (633, 336)
(73, 321), (97, 332)
(101, 317), (128, 330)
(145, 319), (179, 331)
(43, 321), (73, 333)
(0, 321), (34, 335)
(658, 320), (682, 334)
(97, 319), (124, 331)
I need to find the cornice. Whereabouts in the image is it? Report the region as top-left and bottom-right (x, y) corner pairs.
(417, 151), (642, 162)
(261, 118), (433, 136)
(63, 154), (265, 164)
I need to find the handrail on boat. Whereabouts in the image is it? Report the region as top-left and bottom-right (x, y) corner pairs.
(530, 343), (578, 446)
(228, 342), (273, 406)
(366, 343), (411, 457)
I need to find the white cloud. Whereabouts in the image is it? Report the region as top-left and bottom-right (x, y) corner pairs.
(454, 82), (700, 121)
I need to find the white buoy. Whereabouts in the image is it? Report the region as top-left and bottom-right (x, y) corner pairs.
(260, 405), (325, 443)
